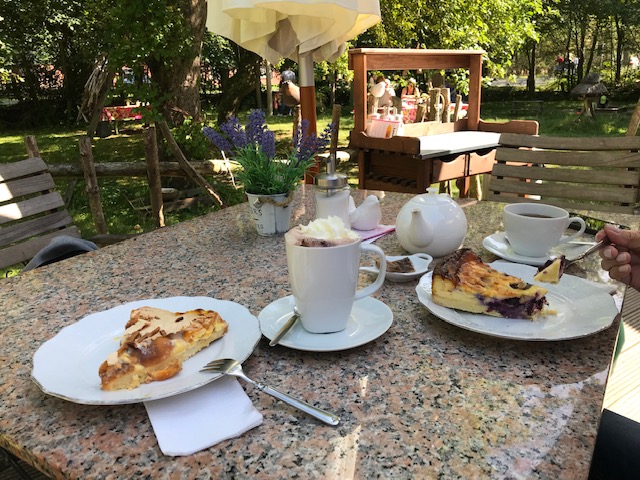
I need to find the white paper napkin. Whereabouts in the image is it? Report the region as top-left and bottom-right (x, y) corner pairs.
(144, 376), (263, 456)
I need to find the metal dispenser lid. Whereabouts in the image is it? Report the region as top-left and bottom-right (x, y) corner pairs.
(314, 153), (348, 191)
(315, 172), (348, 190)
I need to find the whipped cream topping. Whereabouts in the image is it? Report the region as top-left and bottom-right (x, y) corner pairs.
(286, 216), (359, 246)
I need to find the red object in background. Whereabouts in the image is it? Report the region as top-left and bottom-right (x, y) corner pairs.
(101, 105), (150, 122)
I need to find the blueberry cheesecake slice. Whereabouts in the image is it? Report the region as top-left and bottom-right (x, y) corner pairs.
(431, 249), (551, 319)
(533, 256), (567, 284)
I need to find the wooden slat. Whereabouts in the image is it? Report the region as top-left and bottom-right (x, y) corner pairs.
(0, 210), (75, 248)
(0, 226), (80, 269)
(478, 119), (539, 135)
(348, 48), (484, 71)
(0, 192), (66, 225)
(491, 164), (640, 186)
(0, 157), (48, 182)
(489, 134), (640, 214)
(485, 193), (636, 214)
(495, 148), (640, 168)
(499, 133), (640, 151)
(0, 173), (56, 203)
(488, 177), (638, 203)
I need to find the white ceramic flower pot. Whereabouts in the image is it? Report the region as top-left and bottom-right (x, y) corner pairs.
(246, 192), (293, 236)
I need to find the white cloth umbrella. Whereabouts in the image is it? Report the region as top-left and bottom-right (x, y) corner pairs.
(207, 0), (381, 132)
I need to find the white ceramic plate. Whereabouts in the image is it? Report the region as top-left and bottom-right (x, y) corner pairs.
(483, 232), (593, 266)
(259, 295), (393, 352)
(361, 253), (433, 282)
(31, 297), (261, 405)
(416, 262), (617, 341)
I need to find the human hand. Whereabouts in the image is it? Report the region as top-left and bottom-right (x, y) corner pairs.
(596, 224), (640, 291)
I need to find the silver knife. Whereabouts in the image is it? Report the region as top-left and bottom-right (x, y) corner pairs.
(269, 308), (299, 346)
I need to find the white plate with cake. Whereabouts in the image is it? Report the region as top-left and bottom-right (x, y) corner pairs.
(483, 232), (593, 266)
(31, 297), (261, 405)
(416, 252), (617, 341)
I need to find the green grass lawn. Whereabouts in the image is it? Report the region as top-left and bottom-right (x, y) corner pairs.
(0, 99), (636, 276)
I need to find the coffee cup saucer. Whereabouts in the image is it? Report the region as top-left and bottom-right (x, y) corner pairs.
(483, 232), (592, 266)
(258, 295), (393, 352)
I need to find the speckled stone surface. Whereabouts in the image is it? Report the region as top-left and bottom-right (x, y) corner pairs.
(1, 186), (636, 480)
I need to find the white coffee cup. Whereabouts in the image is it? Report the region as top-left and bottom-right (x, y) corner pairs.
(286, 240), (387, 333)
(503, 203), (587, 257)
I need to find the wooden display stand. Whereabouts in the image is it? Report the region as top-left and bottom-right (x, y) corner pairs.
(348, 48), (538, 196)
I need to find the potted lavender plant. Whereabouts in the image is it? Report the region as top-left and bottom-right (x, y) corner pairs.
(204, 109), (331, 235)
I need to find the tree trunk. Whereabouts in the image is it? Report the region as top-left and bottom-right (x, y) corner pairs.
(147, 0), (207, 126)
(526, 41), (536, 94)
(266, 60), (273, 116)
(216, 46), (261, 124)
(585, 26), (599, 75)
(615, 16), (624, 84)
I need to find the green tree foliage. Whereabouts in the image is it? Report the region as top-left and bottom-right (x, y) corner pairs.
(0, 0), (97, 119)
(359, 0), (542, 77)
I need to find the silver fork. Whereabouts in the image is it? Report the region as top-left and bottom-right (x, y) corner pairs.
(563, 237), (610, 267)
(201, 358), (340, 426)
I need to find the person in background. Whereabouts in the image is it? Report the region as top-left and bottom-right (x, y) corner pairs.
(590, 224), (640, 480)
(278, 69), (299, 115)
(379, 77), (395, 107)
(401, 78), (420, 98)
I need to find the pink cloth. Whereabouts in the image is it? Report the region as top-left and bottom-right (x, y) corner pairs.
(354, 224), (395, 244)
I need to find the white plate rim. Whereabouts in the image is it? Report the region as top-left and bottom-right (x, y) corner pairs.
(31, 296), (261, 405)
(415, 262), (617, 341)
(483, 232), (592, 266)
(259, 295), (393, 352)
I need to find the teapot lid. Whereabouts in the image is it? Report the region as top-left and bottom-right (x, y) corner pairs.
(411, 187), (455, 206)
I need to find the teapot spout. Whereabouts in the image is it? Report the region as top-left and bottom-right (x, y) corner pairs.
(408, 208), (434, 248)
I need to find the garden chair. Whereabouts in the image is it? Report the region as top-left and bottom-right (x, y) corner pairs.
(0, 156), (130, 272)
(484, 133), (640, 214)
(0, 157), (87, 270)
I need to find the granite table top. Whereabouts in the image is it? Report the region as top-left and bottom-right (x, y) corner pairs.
(1, 185), (635, 479)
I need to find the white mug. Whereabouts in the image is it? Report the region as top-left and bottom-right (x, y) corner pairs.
(503, 203), (587, 257)
(286, 240), (387, 333)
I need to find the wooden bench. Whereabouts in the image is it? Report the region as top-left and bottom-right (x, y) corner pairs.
(0, 157), (81, 269)
(485, 133), (640, 214)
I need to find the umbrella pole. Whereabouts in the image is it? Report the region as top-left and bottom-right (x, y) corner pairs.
(299, 51), (318, 183)
(298, 51), (317, 135)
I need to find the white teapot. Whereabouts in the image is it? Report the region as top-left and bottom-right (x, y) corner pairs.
(395, 188), (467, 257)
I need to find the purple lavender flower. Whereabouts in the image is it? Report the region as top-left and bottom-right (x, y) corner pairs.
(203, 127), (234, 154)
(203, 109), (332, 194)
(293, 121), (333, 166)
(220, 116), (248, 152)
(246, 110), (276, 159)
(261, 130), (276, 159)
(205, 110), (276, 159)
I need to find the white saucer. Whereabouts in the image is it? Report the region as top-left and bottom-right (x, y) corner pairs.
(482, 232), (592, 266)
(258, 296), (393, 352)
(360, 253), (433, 282)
